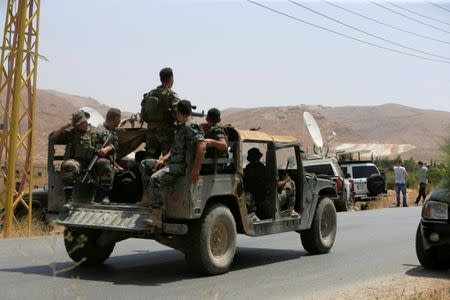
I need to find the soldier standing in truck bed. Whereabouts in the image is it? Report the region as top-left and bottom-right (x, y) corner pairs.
(49, 111), (116, 206)
(140, 67), (181, 159)
(201, 108), (229, 173)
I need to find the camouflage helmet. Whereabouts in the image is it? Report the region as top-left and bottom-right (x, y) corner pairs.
(71, 110), (90, 125)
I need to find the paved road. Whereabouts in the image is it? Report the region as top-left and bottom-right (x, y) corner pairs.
(0, 207), (448, 299)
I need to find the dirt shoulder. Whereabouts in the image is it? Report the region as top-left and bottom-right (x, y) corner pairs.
(315, 267), (449, 300)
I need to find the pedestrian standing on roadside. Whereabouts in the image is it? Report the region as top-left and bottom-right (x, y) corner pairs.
(415, 161), (428, 205)
(393, 160), (408, 207)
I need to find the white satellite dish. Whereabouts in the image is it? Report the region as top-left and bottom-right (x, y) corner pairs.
(303, 111), (324, 148)
(80, 106), (105, 127)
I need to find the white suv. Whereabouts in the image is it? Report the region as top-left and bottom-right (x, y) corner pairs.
(340, 162), (386, 201)
(303, 157), (353, 211)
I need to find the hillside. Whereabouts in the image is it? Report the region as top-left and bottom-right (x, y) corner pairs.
(11, 90), (450, 163)
(221, 104), (450, 161)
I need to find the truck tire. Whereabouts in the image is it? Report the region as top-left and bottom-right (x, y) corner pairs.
(415, 223), (447, 270)
(64, 228), (115, 266)
(300, 197), (337, 254)
(367, 174), (385, 196)
(334, 196), (348, 212)
(185, 204), (237, 275)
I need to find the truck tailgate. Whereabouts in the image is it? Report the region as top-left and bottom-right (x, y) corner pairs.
(58, 208), (151, 232)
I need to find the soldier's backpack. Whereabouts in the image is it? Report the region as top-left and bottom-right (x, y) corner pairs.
(140, 87), (172, 124)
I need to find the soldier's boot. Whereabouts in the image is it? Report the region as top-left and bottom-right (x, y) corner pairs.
(143, 206), (163, 229)
(62, 186), (74, 210)
(136, 193), (152, 208)
(288, 204), (299, 218)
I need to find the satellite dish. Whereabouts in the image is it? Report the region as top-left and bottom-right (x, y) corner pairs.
(80, 106), (105, 127)
(303, 111), (324, 148)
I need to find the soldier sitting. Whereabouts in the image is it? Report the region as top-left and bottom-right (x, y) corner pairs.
(201, 108), (229, 174)
(138, 100), (206, 229)
(49, 110), (116, 207)
(244, 148), (299, 219)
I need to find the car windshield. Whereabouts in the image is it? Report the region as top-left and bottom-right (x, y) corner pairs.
(352, 166), (379, 179)
(304, 164), (335, 176)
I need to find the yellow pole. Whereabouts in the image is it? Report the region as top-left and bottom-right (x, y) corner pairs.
(4, 0), (28, 237)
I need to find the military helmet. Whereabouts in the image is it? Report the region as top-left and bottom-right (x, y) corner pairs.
(71, 110), (90, 125)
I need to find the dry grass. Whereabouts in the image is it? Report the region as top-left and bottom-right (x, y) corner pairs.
(0, 217), (64, 239)
(406, 286), (450, 300)
(352, 189), (422, 211)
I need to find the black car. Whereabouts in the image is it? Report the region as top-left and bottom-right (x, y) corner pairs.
(415, 188), (450, 269)
(15, 185), (48, 220)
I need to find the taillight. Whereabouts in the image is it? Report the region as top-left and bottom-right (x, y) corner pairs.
(336, 177), (342, 193)
(349, 179), (355, 193)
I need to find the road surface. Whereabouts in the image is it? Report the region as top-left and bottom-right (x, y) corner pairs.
(0, 207), (448, 299)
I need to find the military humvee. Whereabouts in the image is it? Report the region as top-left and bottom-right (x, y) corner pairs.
(48, 127), (337, 275)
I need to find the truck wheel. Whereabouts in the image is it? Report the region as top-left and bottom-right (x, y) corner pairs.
(415, 223), (447, 269)
(185, 204), (237, 275)
(334, 197), (348, 212)
(300, 197), (337, 254)
(64, 228), (115, 266)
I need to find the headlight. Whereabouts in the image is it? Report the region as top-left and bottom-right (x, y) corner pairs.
(422, 201), (448, 220)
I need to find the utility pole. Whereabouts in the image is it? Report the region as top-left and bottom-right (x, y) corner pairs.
(0, 0), (41, 237)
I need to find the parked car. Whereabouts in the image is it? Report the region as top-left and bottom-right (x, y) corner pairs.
(416, 189), (450, 269)
(340, 162), (386, 201)
(15, 184), (49, 220)
(303, 157), (353, 212)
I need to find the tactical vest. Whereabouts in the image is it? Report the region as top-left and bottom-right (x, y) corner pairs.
(140, 86), (176, 126)
(64, 127), (98, 162)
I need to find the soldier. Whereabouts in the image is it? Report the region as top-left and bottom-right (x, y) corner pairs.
(139, 100), (206, 229)
(96, 108), (122, 203)
(244, 148), (299, 218)
(201, 108), (228, 173)
(141, 67), (181, 159)
(49, 110), (115, 206)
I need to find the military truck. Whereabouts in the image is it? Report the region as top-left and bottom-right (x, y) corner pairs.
(48, 127), (337, 275)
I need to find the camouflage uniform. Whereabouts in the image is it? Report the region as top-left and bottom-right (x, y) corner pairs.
(201, 123), (228, 174)
(141, 122), (205, 207)
(51, 125), (113, 187)
(97, 122), (120, 185)
(144, 85), (180, 159)
(279, 179), (296, 212)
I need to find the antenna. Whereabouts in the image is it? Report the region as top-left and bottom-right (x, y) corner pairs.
(304, 111), (324, 146)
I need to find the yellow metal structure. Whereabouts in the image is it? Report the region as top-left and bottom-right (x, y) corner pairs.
(0, 0), (41, 237)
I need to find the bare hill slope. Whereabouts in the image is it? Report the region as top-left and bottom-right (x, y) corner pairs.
(222, 104), (450, 160)
(10, 89), (449, 163)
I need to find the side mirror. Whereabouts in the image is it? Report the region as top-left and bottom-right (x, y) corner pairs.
(345, 173), (351, 179)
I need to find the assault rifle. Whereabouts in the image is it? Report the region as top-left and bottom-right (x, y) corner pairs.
(81, 131), (113, 184)
(191, 105), (205, 118)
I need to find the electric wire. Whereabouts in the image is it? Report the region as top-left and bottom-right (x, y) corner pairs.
(247, 1), (450, 65)
(370, 1), (450, 35)
(425, 0), (450, 14)
(321, 0), (450, 46)
(386, 1), (450, 26)
(289, 1), (450, 61)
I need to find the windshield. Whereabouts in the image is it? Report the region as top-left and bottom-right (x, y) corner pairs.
(352, 166), (379, 179)
(304, 164), (335, 176)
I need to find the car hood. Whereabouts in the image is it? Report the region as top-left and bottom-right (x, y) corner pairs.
(428, 188), (450, 204)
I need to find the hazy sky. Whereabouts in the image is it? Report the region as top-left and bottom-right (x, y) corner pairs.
(9, 0), (450, 112)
